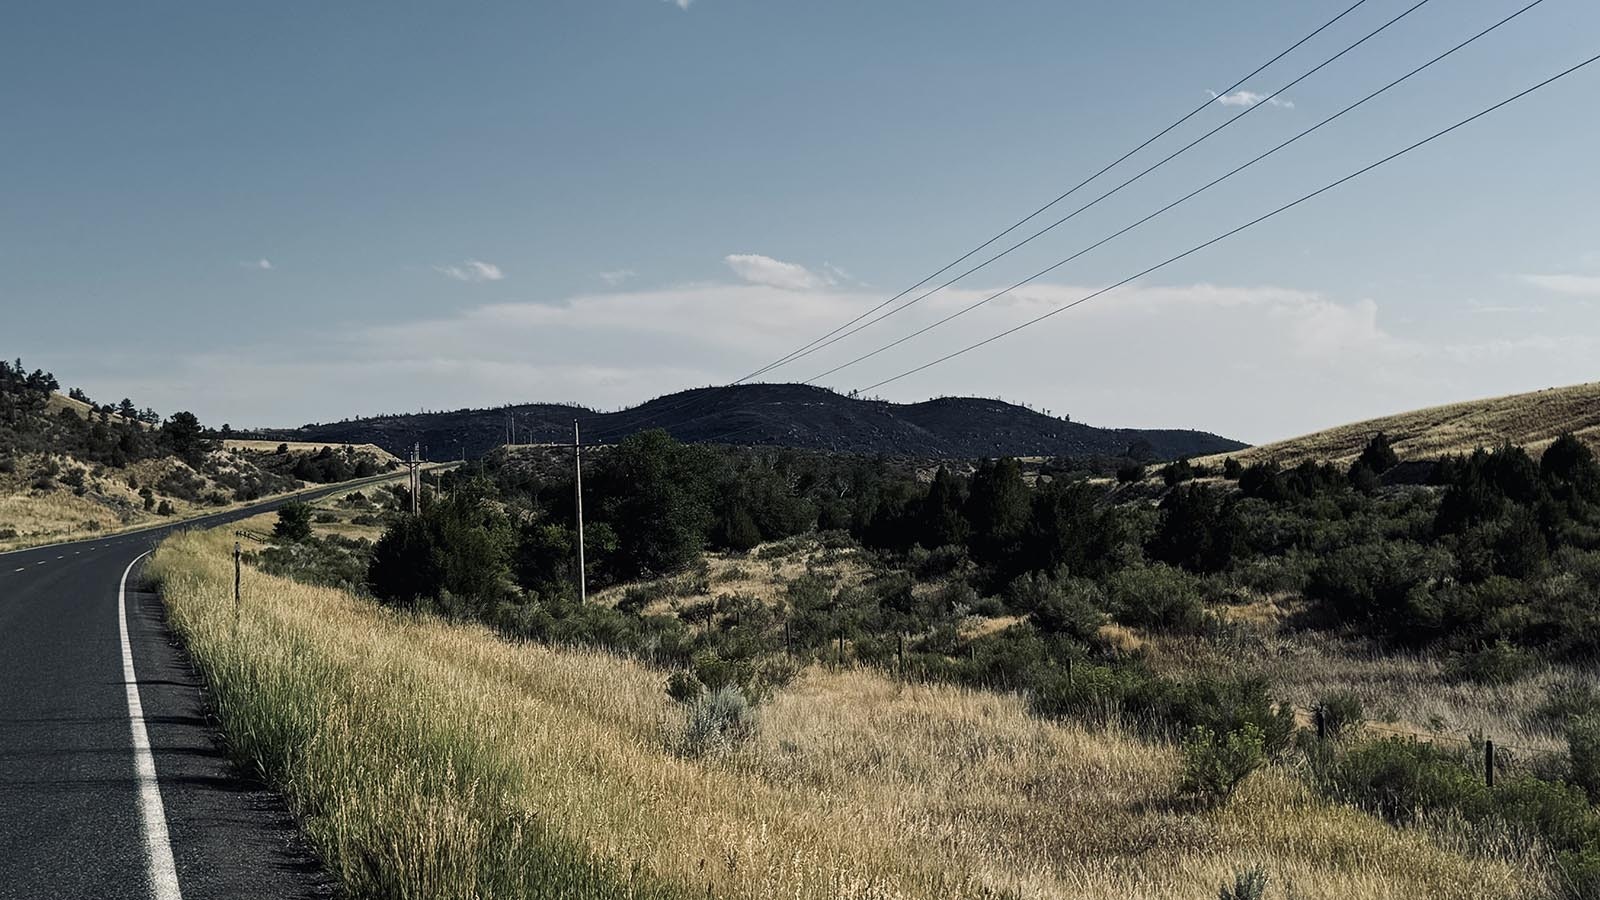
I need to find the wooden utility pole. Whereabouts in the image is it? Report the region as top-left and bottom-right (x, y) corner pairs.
(574, 420), (587, 604)
(401, 444), (421, 515)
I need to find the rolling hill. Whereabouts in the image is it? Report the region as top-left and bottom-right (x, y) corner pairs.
(251, 383), (1246, 461)
(1204, 381), (1600, 468)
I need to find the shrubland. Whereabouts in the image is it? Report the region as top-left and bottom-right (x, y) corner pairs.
(171, 421), (1600, 896)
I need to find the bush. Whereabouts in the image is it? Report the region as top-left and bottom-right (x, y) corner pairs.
(1116, 463), (1146, 484)
(1218, 866), (1269, 900)
(156, 500), (175, 516)
(1104, 564), (1206, 634)
(274, 501), (314, 542)
(1569, 715), (1600, 803)
(1318, 691), (1364, 739)
(1443, 641), (1538, 685)
(1180, 724), (1266, 807)
(677, 685), (757, 757)
(1013, 571), (1104, 643)
(314, 512), (338, 524)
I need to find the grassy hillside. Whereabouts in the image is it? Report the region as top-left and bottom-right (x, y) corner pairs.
(1207, 382), (1600, 468)
(224, 439), (399, 463)
(0, 362), (398, 551)
(151, 527), (1537, 899)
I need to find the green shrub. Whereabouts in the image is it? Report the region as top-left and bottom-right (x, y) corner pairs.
(1318, 691), (1364, 739)
(1568, 715), (1600, 803)
(665, 670), (701, 703)
(274, 501), (314, 542)
(1218, 866), (1269, 900)
(678, 685), (757, 757)
(1180, 724), (1265, 807)
(1443, 641), (1538, 685)
(1104, 563), (1206, 634)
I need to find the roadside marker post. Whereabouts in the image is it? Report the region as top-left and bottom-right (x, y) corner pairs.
(233, 538), (242, 635)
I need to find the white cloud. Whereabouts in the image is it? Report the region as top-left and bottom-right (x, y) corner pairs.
(724, 253), (828, 290)
(1209, 89), (1294, 109)
(1521, 274), (1600, 296)
(119, 273), (1600, 447)
(241, 258), (273, 270)
(663, 0), (691, 8)
(600, 269), (638, 287)
(435, 259), (505, 283)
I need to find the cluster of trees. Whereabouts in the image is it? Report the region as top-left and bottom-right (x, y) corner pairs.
(289, 445), (385, 483)
(1, 358), (213, 471)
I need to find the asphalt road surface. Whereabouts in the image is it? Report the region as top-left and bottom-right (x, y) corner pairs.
(0, 476), (408, 899)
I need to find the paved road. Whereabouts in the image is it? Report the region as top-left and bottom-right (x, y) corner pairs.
(0, 477), (405, 899)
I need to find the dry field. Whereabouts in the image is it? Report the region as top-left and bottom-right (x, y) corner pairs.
(151, 527), (1551, 899)
(224, 439), (400, 462)
(1198, 382), (1600, 468)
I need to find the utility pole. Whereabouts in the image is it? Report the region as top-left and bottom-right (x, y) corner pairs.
(402, 443), (421, 515)
(574, 420), (587, 605)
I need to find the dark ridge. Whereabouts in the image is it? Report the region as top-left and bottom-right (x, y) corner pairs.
(246, 383), (1246, 461)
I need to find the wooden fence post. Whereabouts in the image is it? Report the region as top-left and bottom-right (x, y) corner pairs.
(1485, 739), (1496, 789)
(1315, 705), (1326, 742)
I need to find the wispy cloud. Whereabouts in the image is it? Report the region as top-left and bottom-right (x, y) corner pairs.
(599, 269), (637, 287)
(241, 258), (273, 270)
(724, 253), (828, 290)
(663, 0), (691, 8)
(130, 277), (1600, 447)
(1208, 89), (1294, 109)
(1521, 274), (1600, 296)
(435, 259), (505, 283)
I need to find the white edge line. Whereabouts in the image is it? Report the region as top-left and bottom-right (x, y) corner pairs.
(119, 551), (184, 900)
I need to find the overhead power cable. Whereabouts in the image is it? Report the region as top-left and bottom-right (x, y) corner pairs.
(734, 0), (1380, 385)
(760, 0), (1440, 380)
(572, 0), (1382, 445)
(801, 0), (1548, 384)
(846, 49), (1600, 396)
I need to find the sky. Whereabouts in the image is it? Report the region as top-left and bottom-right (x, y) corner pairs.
(3, 0), (1598, 445)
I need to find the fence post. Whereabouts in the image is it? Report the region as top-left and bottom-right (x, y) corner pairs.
(897, 632), (905, 677)
(1485, 739), (1496, 789)
(1315, 705), (1326, 742)
(233, 540), (242, 630)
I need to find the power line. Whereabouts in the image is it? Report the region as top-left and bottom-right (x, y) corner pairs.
(764, 0), (1439, 380)
(849, 49), (1600, 395)
(735, 0), (1380, 385)
(564, 0), (1385, 445)
(803, 0), (1548, 384)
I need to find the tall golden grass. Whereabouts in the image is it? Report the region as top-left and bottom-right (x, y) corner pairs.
(151, 527), (1549, 899)
(1199, 381), (1600, 468)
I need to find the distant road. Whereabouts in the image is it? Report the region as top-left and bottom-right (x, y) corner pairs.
(0, 472), (417, 899)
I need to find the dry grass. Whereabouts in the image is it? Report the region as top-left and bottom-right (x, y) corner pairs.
(592, 539), (873, 613)
(1140, 619), (1590, 758)
(224, 439), (399, 463)
(1198, 381), (1600, 468)
(151, 527), (1548, 899)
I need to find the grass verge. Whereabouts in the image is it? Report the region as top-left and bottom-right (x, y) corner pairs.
(151, 527), (1549, 899)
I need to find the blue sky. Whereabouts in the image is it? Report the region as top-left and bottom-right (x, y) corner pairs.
(3, 0), (1597, 443)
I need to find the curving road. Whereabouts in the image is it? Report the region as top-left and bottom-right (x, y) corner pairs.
(0, 477), (406, 899)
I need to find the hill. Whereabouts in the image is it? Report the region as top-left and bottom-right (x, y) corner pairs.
(252, 383), (1245, 461)
(1203, 381), (1600, 469)
(0, 360), (396, 550)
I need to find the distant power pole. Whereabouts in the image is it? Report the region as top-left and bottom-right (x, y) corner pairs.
(574, 420), (587, 604)
(403, 443), (421, 515)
